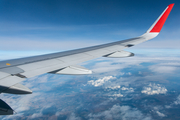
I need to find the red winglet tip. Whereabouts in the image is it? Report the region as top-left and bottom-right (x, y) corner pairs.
(169, 3), (174, 7)
(168, 3), (174, 9)
(150, 4), (174, 33)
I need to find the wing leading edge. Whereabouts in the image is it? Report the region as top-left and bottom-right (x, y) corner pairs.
(0, 4), (174, 115)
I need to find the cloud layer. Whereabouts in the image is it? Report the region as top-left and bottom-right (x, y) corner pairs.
(0, 49), (180, 119)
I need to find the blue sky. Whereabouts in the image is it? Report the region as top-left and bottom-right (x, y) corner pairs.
(0, 0), (179, 59)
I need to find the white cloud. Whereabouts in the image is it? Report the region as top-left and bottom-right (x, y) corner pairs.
(67, 113), (81, 120)
(163, 94), (180, 110)
(88, 76), (116, 87)
(152, 106), (165, 117)
(149, 65), (177, 73)
(90, 55), (180, 75)
(141, 83), (167, 95)
(156, 111), (166, 117)
(121, 87), (134, 92)
(88, 104), (152, 120)
(174, 95), (180, 105)
(0, 92), (42, 120)
(7, 93), (41, 113)
(165, 105), (171, 109)
(148, 61), (180, 74)
(121, 87), (129, 90)
(91, 62), (124, 73)
(30, 113), (43, 119)
(110, 93), (123, 97)
(35, 74), (49, 83)
(90, 56), (155, 74)
(29, 104), (55, 119)
(158, 62), (180, 66)
(105, 85), (121, 90)
(2, 113), (24, 120)
(165, 94), (180, 109)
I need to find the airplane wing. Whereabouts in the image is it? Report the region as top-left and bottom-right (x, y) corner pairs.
(0, 4), (174, 115)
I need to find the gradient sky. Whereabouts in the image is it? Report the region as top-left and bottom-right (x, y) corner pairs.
(0, 0), (180, 59)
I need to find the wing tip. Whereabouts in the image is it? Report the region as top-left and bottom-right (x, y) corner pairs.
(168, 3), (174, 7)
(168, 3), (174, 10)
(148, 3), (174, 33)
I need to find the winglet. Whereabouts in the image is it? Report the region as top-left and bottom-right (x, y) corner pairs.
(146, 3), (174, 33)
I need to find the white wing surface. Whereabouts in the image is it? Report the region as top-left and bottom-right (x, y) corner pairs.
(0, 4), (174, 115)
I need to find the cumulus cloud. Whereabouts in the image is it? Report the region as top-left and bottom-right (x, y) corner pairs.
(141, 83), (167, 95)
(110, 93), (123, 97)
(121, 87), (134, 92)
(105, 86), (134, 98)
(88, 76), (116, 87)
(105, 85), (121, 90)
(88, 104), (152, 120)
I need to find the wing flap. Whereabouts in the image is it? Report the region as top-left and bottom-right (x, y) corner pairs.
(2, 83), (32, 94)
(0, 72), (25, 93)
(51, 65), (92, 75)
(104, 51), (134, 58)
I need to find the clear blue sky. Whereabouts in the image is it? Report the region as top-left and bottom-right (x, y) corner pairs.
(0, 0), (179, 59)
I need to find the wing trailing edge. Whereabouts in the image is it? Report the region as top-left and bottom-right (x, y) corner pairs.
(50, 65), (92, 75)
